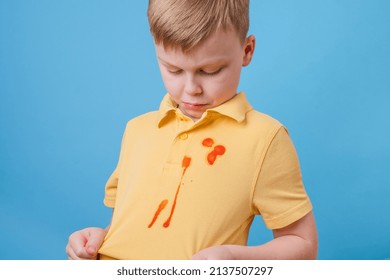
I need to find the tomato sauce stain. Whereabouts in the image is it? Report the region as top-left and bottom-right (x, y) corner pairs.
(148, 199), (168, 228)
(148, 156), (191, 228)
(163, 156), (191, 227)
(203, 138), (226, 165)
(202, 138), (214, 147)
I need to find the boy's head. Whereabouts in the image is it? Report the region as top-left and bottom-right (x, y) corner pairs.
(148, 0), (255, 122)
(148, 0), (249, 52)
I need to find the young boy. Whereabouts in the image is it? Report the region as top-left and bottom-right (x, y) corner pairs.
(66, 0), (317, 260)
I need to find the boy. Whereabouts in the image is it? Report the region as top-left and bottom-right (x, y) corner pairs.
(66, 0), (317, 260)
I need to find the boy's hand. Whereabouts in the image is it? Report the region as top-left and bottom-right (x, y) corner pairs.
(192, 245), (235, 260)
(66, 227), (107, 260)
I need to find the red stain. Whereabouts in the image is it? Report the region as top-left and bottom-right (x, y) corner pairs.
(148, 156), (191, 228)
(202, 138), (214, 147)
(182, 156), (191, 169)
(163, 156), (191, 227)
(214, 145), (226, 155)
(203, 138), (226, 165)
(148, 199), (168, 228)
(207, 152), (217, 165)
(207, 146), (226, 165)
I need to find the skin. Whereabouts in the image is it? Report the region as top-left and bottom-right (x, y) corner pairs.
(66, 227), (108, 260)
(66, 28), (318, 260)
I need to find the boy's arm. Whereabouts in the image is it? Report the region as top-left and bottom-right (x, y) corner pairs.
(192, 211), (318, 260)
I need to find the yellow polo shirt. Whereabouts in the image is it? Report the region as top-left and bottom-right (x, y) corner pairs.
(98, 93), (312, 260)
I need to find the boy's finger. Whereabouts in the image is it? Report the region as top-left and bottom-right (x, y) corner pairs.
(67, 231), (93, 259)
(85, 229), (106, 256)
(85, 244), (98, 256)
(69, 250), (96, 260)
(67, 242), (91, 260)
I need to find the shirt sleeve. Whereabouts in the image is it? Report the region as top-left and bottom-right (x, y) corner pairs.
(103, 125), (128, 208)
(252, 126), (312, 229)
(103, 167), (118, 208)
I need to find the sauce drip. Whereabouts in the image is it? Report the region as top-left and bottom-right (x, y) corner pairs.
(148, 156), (191, 228)
(163, 156), (191, 227)
(148, 199), (168, 228)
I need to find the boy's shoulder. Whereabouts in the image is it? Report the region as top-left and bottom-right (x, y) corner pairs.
(217, 92), (284, 133)
(248, 108), (281, 123)
(246, 108), (284, 132)
(124, 110), (160, 129)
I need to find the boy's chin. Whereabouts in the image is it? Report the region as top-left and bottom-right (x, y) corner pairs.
(180, 110), (203, 122)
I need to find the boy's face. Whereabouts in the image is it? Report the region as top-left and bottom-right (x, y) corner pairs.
(155, 29), (255, 121)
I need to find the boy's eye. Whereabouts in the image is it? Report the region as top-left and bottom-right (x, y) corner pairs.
(200, 68), (222, 76)
(168, 69), (183, 75)
(166, 67), (223, 76)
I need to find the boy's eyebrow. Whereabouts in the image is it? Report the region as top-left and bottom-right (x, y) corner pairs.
(157, 56), (227, 69)
(157, 57), (178, 68)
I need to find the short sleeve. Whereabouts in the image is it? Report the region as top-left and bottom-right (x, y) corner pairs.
(252, 127), (312, 229)
(103, 167), (119, 208)
(103, 125), (128, 208)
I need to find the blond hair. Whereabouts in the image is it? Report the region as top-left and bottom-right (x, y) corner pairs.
(147, 0), (249, 52)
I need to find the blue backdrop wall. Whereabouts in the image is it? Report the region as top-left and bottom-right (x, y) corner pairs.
(1, 0), (389, 260)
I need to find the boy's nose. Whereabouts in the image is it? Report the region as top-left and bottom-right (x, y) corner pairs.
(184, 75), (202, 96)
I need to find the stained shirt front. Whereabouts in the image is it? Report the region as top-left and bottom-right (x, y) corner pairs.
(98, 93), (312, 260)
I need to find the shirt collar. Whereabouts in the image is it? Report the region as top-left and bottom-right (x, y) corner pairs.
(157, 92), (253, 127)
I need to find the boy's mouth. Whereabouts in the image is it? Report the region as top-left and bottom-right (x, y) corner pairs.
(182, 101), (208, 111)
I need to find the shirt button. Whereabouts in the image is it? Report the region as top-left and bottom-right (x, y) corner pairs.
(179, 133), (188, 140)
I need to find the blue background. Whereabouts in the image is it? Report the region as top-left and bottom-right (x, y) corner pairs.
(1, 0), (389, 260)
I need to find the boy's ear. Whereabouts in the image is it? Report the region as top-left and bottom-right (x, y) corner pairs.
(242, 35), (256, 67)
